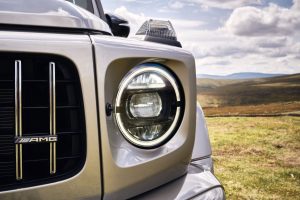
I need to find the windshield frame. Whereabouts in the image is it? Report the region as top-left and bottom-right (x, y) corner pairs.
(68, 0), (107, 22)
(93, 0), (107, 22)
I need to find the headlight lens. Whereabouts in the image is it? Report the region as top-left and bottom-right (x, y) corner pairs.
(114, 64), (184, 148)
(129, 92), (162, 118)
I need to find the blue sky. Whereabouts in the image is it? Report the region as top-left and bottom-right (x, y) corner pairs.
(101, 0), (300, 75)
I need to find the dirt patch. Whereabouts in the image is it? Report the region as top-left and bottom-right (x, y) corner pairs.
(202, 102), (300, 116)
(240, 147), (265, 156)
(280, 154), (300, 167)
(215, 147), (265, 156)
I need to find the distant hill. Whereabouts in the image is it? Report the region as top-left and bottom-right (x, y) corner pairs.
(197, 73), (300, 107)
(197, 72), (286, 80)
(197, 73), (300, 115)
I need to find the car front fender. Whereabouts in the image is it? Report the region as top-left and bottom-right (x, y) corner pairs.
(192, 103), (212, 160)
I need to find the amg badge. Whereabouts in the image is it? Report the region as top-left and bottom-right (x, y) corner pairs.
(15, 136), (57, 144)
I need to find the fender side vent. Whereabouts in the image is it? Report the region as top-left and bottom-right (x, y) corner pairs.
(0, 53), (86, 191)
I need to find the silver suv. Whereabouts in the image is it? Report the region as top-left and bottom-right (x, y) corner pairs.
(0, 0), (224, 199)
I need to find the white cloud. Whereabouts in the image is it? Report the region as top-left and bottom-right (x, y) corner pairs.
(121, 0), (155, 4)
(255, 37), (287, 48)
(188, 40), (257, 58)
(226, 3), (300, 36)
(202, 60), (231, 66)
(157, 6), (177, 13)
(293, 0), (300, 9)
(169, 1), (185, 9)
(113, 3), (300, 75)
(170, 0), (262, 10)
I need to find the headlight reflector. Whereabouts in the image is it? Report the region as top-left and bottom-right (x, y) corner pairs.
(127, 73), (166, 89)
(114, 64), (184, 148)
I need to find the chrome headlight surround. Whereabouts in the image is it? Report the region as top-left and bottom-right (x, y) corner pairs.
(114, 63), (184, 148)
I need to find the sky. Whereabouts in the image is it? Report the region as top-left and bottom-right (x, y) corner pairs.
(101, 0), (300, 75)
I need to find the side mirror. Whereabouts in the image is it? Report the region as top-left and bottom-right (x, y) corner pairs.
(105, 13), (130, 38)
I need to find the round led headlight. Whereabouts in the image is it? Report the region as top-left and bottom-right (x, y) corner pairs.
(114, 64), (184, 148)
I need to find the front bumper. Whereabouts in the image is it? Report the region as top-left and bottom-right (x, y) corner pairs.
(133, 158), (225, 200)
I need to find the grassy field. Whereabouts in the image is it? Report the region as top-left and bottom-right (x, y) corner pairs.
(207, 116), (300, 200)
(197, 74), (300, 198)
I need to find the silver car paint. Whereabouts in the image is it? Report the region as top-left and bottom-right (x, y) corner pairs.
(0, 30), (222, 200)
(192, 103), (212, 160)
(134, 162), (224, 200)
(0, 31), (102, 200)
(91, 35), (197, 199)
(0, 0), (111, 33)
(0, 1), (223, 198)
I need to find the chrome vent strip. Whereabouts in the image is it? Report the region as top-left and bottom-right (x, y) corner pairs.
(15, 60), (23, 180)
(49, 62), (57, 174)
(15, 61), (18, 180)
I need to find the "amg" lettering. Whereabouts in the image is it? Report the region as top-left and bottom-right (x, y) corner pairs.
(15, 136), (57, 144)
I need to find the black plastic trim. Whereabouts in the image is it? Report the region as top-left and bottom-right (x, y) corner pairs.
(0, 24), (111, 35)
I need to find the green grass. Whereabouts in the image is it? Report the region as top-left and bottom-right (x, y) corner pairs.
(207, 116), (300, 200)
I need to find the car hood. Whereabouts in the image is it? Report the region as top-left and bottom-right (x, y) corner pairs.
(0, 0), (111, 33)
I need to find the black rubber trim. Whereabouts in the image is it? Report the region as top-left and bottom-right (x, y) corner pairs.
(191, 155), (212, 162)
(0, 23), (112, 35)
(187, 185), (225, 200)
(144, 35), (182, 48)
(115, 106), (122, 114)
